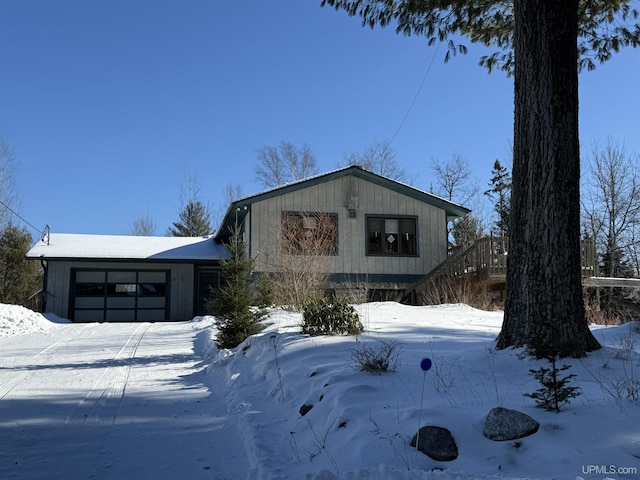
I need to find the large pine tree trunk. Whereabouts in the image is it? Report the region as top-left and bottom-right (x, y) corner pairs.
(496, 0), (600, 357)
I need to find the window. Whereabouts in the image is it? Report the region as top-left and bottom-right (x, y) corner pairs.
(367, 216), (417, 256)
(281, 212), (338, 255)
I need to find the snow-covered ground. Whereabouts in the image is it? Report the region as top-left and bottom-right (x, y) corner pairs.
(1, 302), (639, 480)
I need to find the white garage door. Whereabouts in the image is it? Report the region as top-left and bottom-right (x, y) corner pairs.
(71, 270), (169, 322)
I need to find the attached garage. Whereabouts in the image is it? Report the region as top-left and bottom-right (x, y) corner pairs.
(27, 233), (229, 322)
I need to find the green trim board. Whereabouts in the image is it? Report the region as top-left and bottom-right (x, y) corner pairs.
(319, 273), (424, 284)
(248, 272), (423, 284)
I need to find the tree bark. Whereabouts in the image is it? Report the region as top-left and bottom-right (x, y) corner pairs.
(497, 0), (601, 357)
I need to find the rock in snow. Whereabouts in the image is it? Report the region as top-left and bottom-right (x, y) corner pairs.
(410, 425), (458, 461)
(483, 406), (540, 441)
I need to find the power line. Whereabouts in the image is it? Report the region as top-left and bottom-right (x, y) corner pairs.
(0, 199), (44, 237)
(388, 42), (441, 147)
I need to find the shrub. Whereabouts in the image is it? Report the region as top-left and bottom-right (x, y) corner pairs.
(350, 340), (401, 373)
(301, 295), (363, 336)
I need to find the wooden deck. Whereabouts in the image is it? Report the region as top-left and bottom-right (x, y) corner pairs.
(404, 235), (606, 303)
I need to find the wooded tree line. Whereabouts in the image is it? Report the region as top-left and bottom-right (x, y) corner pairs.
(430, 139), (640, 282)
(0, 138), (42, 306)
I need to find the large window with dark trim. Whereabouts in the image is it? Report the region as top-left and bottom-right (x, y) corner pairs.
(281, 212), (338, 256)
(367, 216), (417, 255)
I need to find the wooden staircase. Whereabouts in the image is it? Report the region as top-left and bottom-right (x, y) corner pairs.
(402, 236), (601, 305)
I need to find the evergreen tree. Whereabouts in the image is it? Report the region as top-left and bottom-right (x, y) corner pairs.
(0, 224), (41, 305)
(484, 160), (511, 237)
(208, 228), (265, 349)
(524, 358), (581, 412)
(601, 247), (635, 279)
(168, 200), (212, 237)
(452, 213), (483, 248)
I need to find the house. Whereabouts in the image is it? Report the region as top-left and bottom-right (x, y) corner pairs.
(26, 233), (228, 322)
(215, 166), (469, 303)
(26, 166), (469, 322)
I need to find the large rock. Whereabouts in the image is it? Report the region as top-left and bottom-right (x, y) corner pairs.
(483, 407), (539, 441)
(410, 425), (458, 461)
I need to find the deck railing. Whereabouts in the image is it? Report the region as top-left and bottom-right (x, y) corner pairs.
(405, 235), (598, 301)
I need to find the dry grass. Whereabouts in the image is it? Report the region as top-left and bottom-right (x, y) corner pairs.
(585, 295), (640, 325)
(419, 275), (504, 311)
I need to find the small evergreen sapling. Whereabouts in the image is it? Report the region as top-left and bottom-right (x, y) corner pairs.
(208, 228), (265, 349)
(524, 357), (581, 412)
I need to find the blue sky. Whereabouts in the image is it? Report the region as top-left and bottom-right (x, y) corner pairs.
(1, 0), (638, 237)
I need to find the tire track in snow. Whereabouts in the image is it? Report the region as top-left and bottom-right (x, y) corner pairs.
(65, 323), (151, 426)
(0, 324), (94, 400)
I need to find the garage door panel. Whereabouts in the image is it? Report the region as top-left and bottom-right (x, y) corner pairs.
(137, 309), (166, 322)
(72, 269), (169, 323)
(106, 297), (136, 309)
(107, 271), (136, 283)
(106, 309), (136, 322)
(76, 271), (106, 283)
(139, 272), (166, 283)
(74, 310), (105, 322)
(138, 297), (166, 308)
(75, 297), (104, 309)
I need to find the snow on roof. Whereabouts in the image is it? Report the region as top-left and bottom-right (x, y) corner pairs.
(26, 233), (229, 262)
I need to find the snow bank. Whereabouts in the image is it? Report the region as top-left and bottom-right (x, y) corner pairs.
(205, 303), (640, 480)
(0, 303), (67, 336)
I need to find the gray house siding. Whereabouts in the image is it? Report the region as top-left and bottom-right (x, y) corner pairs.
(247, 175), (448, 283)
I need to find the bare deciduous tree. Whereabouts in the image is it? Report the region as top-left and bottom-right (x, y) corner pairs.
(430, 153), (478, 205)
(211, 183), (245, 233)
(582, 138), (640, 278)
(430, 153), (485, 246)
(222, 183), (244, 205)
(0, 137), (18, 228)
(269, 212), (337, 310)
(255, 141), (318, 189)
(342, 141), (414, 183)
(129, 212), (157, 236)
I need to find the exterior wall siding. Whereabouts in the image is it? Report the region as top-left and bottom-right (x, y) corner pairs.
(249, 175), (448, 280)
(44, 261), (195, 321)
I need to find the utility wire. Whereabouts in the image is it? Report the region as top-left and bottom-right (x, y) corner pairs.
(0, 199), (44, 237)
(388, 42), (441, 147)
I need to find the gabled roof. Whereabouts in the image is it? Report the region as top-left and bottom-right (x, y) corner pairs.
(215, 165), (470, 242)
(27, 233), (229, 263)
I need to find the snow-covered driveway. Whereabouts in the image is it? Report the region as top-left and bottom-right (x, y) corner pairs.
(0, 320), (247, 480)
